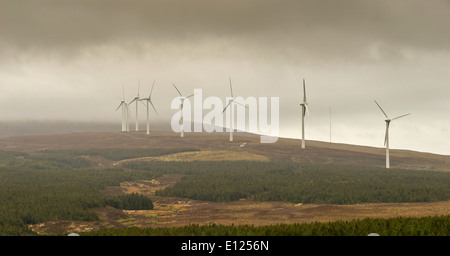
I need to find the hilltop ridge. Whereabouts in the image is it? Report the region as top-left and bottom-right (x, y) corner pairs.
(1, 131), (449, 172)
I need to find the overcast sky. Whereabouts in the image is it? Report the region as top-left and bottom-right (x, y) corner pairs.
(1, 0), (450, 155)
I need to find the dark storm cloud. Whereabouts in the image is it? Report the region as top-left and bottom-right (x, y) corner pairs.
(2, 0), (449, 60)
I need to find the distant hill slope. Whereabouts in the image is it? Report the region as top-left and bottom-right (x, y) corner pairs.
(0, 131), (449, 172)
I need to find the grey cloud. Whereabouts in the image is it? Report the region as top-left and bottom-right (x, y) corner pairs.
(2, 0), (449, 62)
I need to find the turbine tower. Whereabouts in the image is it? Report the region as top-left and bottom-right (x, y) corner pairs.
(172, 83), (194, 137)
(139, 81), (158, 135)
(126, 102), (131, 132)
(374, 100), (410, 169)
(128, 81), (141, 132)
(299, 78), (310, 149)
(115, 85), (129, 132)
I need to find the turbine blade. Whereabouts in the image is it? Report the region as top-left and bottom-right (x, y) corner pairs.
(129, 99), (136, 104)
(229, 77), (234, 98)
(391, 113), (410, 121)
(150, 101), (158, 115)
(303, 78), (306, 103)
(150, 80), (155, 98)
(172, 83), (182, 96)
(115, 102), (123, 111)
(137, 80), (140, 97)
(185, 93), (195, 98)
(305, 105), (310, 116)
(234, 101), (249, 109)
(222, 101), (232, 113)
(374, 100), (389, 119)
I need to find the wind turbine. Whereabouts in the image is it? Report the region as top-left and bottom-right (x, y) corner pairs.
(115, 85), (129, 132)
(374, 100), (410, 169)
(139, 81), (158, 135)
(172, 83), (194, 137)
(299, 78), (310, 149)
(128, 81), (141, 132)
(222, 77), (247, 142)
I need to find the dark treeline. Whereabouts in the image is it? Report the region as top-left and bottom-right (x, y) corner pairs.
(83, 215), (450, 236)
(126, 161), (450, 204)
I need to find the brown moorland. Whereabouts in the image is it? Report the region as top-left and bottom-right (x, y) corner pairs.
(1, 131), (449, 234)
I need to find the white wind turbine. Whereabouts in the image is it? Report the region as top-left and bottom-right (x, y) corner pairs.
(374, 100), (410, 169)
(222, 77), (247, 142)
(299, 78), (310, 149)
(172, 83), (194, 137)
(115, 85), (129, 132)
(128, 81), (141, 132)
(139, 81), (158, 135)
